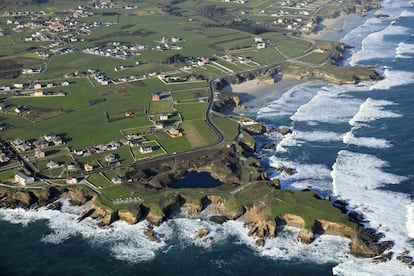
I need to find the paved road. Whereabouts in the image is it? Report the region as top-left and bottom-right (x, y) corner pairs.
(206, 79), (225, 145)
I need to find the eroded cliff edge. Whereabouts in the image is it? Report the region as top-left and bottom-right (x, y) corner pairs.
(0, 130), (406, 265)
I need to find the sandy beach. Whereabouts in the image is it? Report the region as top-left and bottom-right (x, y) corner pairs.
(228, 14), (358, 104)
(227, 74), (305, 104)
(306, 16), (349, 41)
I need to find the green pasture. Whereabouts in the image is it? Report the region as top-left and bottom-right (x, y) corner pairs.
(101, 184), (141, 201)
(181, 119), (218, 147)
(130, 140), (166, 160)
(175, 102), (207, 121)
(149, 98), (174, 114)
(211, 114), (239, 142)
(149, 133), (191, 153)
(171, 89), (209, 101)
(213, 58), (244, 72)
(191, 65), (225, 78)
(87, 173), (112, 189)
(275, 35), (313, 58)
(235, 47), (285, 65)
(0, 169), (20, 183)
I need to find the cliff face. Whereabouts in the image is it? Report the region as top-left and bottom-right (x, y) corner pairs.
(0, 185), (394, 261)
(202, 195), (245, 220)
(0, 186), (64, 209)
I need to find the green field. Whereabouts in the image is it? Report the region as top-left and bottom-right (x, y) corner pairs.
(0, 0), (371, 184)
(211, 114), (240, 142)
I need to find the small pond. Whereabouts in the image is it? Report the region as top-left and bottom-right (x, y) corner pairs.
(169, 171), (223, 189)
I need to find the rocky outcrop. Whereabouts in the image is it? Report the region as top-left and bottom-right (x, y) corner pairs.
(67, 188), (92, 206)
(118, 209), (138, 224)
(269, 127), (292, 136)
(163, 195), (186, 220)
(203, 195), (245, 220)
(0, 186), (65, 209)
(277, 214), (314, 243)
(248, 221), (276, 239)
(93, 201), (118, 226)
(209, 215), (227, 225)
(197, 228), (209, 239)
(181, 202), (202, 217)
(146, 211), (164, 226)
(144, 227), (160, 242)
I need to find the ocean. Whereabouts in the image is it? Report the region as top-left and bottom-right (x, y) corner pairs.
(1, 1), (414, 275)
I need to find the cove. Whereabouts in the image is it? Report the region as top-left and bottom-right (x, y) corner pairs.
(169, 171), (223, 189)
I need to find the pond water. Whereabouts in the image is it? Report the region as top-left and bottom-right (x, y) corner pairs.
(169, 171), (223, 189)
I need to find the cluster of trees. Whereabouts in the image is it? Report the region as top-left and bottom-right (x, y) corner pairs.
(227, 20), (269, 35)
(163, 54), (187, 65)
(2, 0), (48, 4)
(198, 4), (227, 18)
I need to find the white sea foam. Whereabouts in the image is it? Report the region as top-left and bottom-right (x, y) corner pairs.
(407, 203), (414, 239)
(269, 156), (333, 193)
(290, 85), (363, 124)
(350, 23), (410, 65)
(218, 220), (353, 264)
(278, 133), (298, 147)
(349, 98), (402, 128)
(272, 130), (343, 155)
(0, 200), (167, 263)
(293, 130), (344, 143)
(400, 10), (414, 17)
(165, 217), (357, 264)
(396, 41), (414, 58)
(331, 150), (412, 265)
(276, 144), (288, 153)
(333, 258), (413, 276)
(0, 204), (362, 266)
(343, 131), (391, 148)
(257, 82), (320, 119)
(370, 69), (414, 90)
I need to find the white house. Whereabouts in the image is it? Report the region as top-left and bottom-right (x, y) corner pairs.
(159, 113), (169, 121)
(111, 175), (123, 184)
(47, 160), (59, 169)
(14, 172), (34, 186)
(66, 177), (78, 184)
(140, 146), (153, 154)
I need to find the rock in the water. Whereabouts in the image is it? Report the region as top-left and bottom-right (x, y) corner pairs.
(348, 211), (366, 224)
(47, 201), (62, 211)
(248, 225), (258, 237)
(279, 247), (288, 254)
(397, 254), (413, 264)
(197, 228), (209, 239)
(262, 143), (276, 151)
(256, 238), (265, 247)
(203, 237), (213, 243)
(373, 252), (393, 263)
(78, 208), (96, 222)
(209, 215), (227, 225)
(144, 228), (160, 242)
(275, 166), (296, 176)
(273, 127), (292, 135)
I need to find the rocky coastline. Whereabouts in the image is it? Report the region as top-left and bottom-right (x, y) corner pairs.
(0, 0), (406, 266)
(0, 178), (408, 265)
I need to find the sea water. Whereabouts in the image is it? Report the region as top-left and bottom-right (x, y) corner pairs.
(1, 1), (414, 275)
